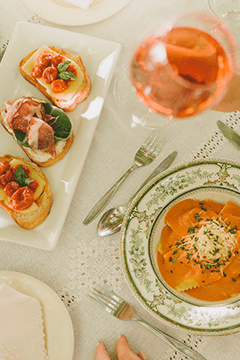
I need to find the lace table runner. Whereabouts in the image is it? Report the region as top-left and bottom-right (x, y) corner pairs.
(61, 110), (240, 360)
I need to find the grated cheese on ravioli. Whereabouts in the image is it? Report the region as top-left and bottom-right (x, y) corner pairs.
(182, 218), (238, 268)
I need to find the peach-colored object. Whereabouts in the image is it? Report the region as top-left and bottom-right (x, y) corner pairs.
(0, 283), (47, 360)
(138, 351), (150, 360)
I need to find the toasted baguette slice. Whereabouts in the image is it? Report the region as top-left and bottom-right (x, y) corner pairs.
(0, 155), (53, 229)
(0, 97), (74, 167)
(19, 46), (91, 111)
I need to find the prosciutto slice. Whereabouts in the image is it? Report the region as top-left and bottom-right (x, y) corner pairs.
(28, 118), (56, 157)
(5, 98), (26, 129)
(5, 97), (45, 132)
(4, 97), (56, 156)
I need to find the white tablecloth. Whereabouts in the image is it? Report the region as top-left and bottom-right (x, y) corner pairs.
(1, 1), (240, 359)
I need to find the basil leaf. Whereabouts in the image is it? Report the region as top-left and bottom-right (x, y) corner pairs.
(15, 166), (33, 187)
(25, 177), (34, 186)
(15, 166), (26, 186)
(51, 114), (72, 140)
(58, 71), (76, 81)
(40, 101), (72, 140)
(13, 130), (30, 148)
(57, 61), (71, 73)
(41, 102), (52, 114)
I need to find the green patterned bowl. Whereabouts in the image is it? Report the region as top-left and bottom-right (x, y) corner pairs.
(121, 160), (240, 335)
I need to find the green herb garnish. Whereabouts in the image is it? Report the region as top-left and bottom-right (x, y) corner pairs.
(58, 71), (76, 81)
(194, 213), (202, 222)
(57, 61), (76, 81)
(187, 225), (199, 234)
(199, 202), (207, 211)
(57, 61), (71, 72)
(13, 130), (30, 148)
(14, 166), (33, 187)
(229, 225), (237, 234)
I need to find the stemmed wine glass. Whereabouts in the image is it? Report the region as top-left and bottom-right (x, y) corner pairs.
(208, 0), (240, 59)
(114, 12), (238, 128)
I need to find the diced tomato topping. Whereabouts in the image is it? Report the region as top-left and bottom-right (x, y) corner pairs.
(0, 161), (10, 176)
(51, 79), (67, 93)
(51, 55), (67, 68)
(0, 176), (5, 188)
(5, 170), (13, 183)
(0, 170), (13, 188)
(4, 181), (20, 197)
(8, 186), (34, 211)
(67, 63), (77, 78)
(42, 66), (58, 84)
(31, 64), (46, 78)
(37, 51), (53, 67)
(28, 180), (39, 193)
(0, 162), (39, 207)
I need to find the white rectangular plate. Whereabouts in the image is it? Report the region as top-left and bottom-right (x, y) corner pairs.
(0, 21), (121, 250)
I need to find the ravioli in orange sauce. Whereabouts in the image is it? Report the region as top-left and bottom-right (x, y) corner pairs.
(157, 199), (240, 301)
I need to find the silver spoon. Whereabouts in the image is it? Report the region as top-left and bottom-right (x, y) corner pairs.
(97, 151), (177, 236)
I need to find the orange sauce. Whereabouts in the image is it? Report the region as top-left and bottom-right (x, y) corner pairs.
(157, 252), (240, 301)
(157, 199), (240, 301)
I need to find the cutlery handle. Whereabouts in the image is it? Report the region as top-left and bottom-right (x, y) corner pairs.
(83, 164), (136, 225)
(136, 318), (207, 360)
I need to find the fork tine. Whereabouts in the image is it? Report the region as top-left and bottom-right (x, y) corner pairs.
(89, 286), (130, 319)
(142, 130), (163, 154)
(89, 288), (118, 312)
(89, 292), (114, 314)
(93, 288), (118, 306)
(142, 130), (159, 148)
(95, 284), (122, 303)
(149, 136), (164, 157)
(89, 286), (121, 312)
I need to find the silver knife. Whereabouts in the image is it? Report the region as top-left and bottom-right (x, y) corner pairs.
(83, 151), (177, 225)
(217, 120), (240, 148)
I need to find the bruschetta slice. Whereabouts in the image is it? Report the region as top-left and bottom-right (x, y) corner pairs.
(19, 46), (91, 111)
(0, 97), (74, 167)
(0, 154), (53, 229)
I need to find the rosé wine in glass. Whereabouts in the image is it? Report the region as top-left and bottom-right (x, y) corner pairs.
(126, 13), (237, 125)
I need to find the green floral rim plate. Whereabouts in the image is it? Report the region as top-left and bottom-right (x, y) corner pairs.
(121, 160), (240, 335)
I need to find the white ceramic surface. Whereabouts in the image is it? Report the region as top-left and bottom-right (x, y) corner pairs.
(21, 0), (131, 25)
(0, 271), (74, 360)
(0, 21), (121, 250)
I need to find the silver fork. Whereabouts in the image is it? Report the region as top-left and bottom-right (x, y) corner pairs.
(83, 130), (163, 225)
(89, 286), (207, 360)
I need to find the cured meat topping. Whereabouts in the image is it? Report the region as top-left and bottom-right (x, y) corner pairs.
(4, 97), (56, 157)
(28, 118), (56, 157)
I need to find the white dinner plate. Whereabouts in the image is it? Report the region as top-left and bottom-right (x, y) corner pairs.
(0, 21), (121, 250)
(121, 160), (240, 335)
(0, 271), (74, 360)
(21, 0), (131, 26)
